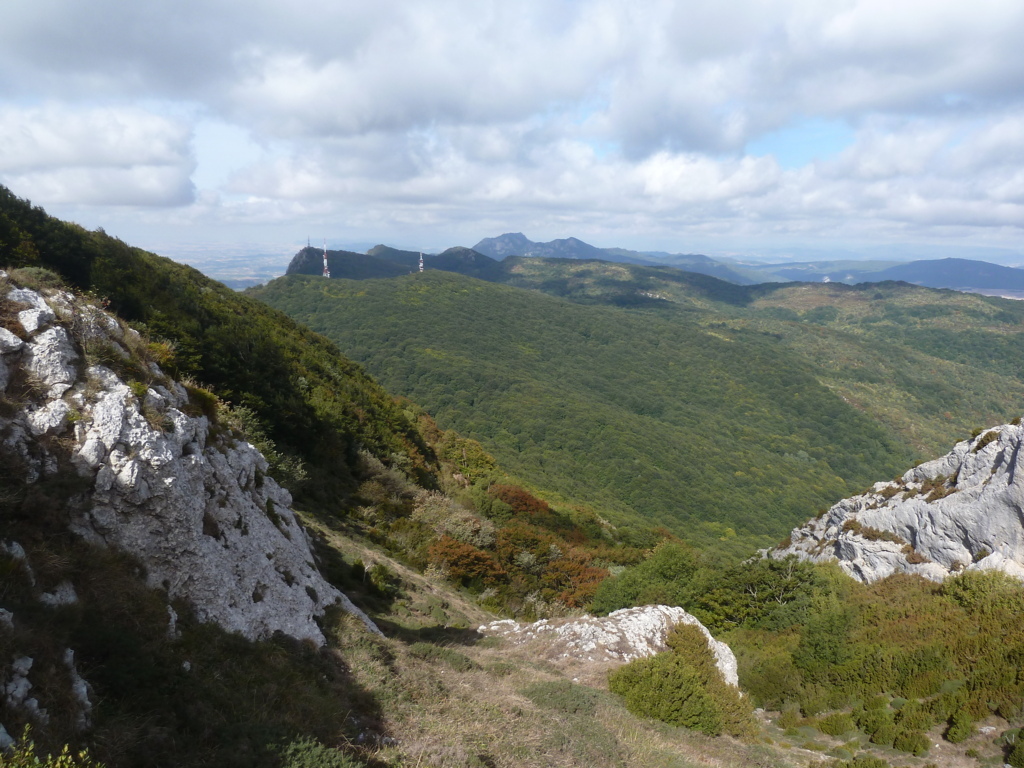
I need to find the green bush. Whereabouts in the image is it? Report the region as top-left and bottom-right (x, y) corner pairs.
(1011, 741), (1024, 768)
(894, 699), (933, 732)
(818, 712), (856, 736)
(608, 623), (754, 737)
(777, 701), (802, 729)
(946, 708), (975, 743)
(869, 721), (897, 747)
(893, 729), (930, 756)
(609, 654), (724, 735)
(0, 728), (102, 767)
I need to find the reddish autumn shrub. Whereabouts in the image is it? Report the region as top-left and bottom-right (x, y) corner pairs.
(495, 523), (557, 565)
(540, 550), (609, 608)
(428, 535), (505, 587)
(489, 484), (551, 516)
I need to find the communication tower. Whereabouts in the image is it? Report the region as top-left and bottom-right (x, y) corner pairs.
(419, 252), (424, 273)
(322, 239), (331, 278)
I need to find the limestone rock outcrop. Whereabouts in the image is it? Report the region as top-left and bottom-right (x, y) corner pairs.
(480, 604), (739, 686)
(774, 420), (1024, 583)
(0, 273), (379, 644)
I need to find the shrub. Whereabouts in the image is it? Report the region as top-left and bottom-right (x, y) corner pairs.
(895, 699), (934, 732)
(777, 701), (802, 729)
(1011, 740), (1024, 768)
(0, 728), (102, 767)
(945, 708), (974, 743)
(869, 721), (897, 747)
(427, 535), (506, 588)
(609, 654), (724, 735)
(972, 430), (1000, 452)
(818, 711), (856, 736)
(893, 729), (930, 756)
(609, 623), (755, 737)
(842, 519), (904, 544)
(8, 266), (67, 291)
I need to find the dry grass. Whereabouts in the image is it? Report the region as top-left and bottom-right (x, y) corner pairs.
(305, 521), (814, 768)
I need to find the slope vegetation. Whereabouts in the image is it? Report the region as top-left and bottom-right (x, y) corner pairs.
(0, 186), (433, 504)
(251, 271), (919, 551)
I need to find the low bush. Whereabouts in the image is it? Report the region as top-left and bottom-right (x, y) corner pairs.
(277, 738), (362, 768)
(893, 729), (930, 756)
(608, 624), (755, 737)
(818, 712), (856, 736)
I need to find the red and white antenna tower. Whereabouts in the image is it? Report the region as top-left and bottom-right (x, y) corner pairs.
(322, 239), (331, 278)
(418, 252), (424, 273)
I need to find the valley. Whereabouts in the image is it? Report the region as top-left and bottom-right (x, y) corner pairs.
(3, 185), (1024, 768)
(251, 260), (1024, 553)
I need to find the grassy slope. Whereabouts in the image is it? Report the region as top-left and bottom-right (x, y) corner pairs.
(251, 271), (920, 552)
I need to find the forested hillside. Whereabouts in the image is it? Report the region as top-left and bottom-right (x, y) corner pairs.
(251, 272), (906, 551)
(251, 258), (1024, 551)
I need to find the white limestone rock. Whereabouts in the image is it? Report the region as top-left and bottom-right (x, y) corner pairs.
(39, 581), (78, 607)
(481, 604), (739, 686)
(22, 326), (77, 398)
(8, 288), (55, 335)
(26, 400), (72, 436)
(3, 656), (48, 724)
(63, 649), (93, 730)
(0, 282), (380, 645)
(0, 327), (23, 353)
(774, 420), (1024, 583)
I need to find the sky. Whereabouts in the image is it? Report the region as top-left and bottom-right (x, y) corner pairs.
(3, 0), (1024, 269)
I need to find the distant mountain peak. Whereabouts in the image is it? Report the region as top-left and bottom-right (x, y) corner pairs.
(472, 233), (536, 259)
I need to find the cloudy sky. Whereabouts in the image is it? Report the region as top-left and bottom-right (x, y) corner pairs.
(3, 0), (1024, 267)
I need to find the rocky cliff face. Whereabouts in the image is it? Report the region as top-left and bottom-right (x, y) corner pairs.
(774, 419), (1024, 583)
(0, 272), (378, 644)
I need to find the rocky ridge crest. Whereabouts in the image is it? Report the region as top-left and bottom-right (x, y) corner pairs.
(774, 419), (1024, 583)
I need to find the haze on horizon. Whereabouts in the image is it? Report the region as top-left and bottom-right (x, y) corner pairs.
(3, 0), (1024, 268)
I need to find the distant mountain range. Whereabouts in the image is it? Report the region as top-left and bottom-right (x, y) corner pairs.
(472, 233), (760, 284)
(285, 234), (1024, 295)
(757, 257), (1024, 291)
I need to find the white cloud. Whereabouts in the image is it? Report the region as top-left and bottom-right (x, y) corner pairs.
(0, 105), (194, 205)
(2, 0), (1024, 252)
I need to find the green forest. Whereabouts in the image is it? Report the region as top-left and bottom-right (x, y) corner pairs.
(250, 267), (1024, 552)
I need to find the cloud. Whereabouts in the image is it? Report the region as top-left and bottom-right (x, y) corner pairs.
(3, 0), (1024, 252)
(0, 105), (194, 205)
